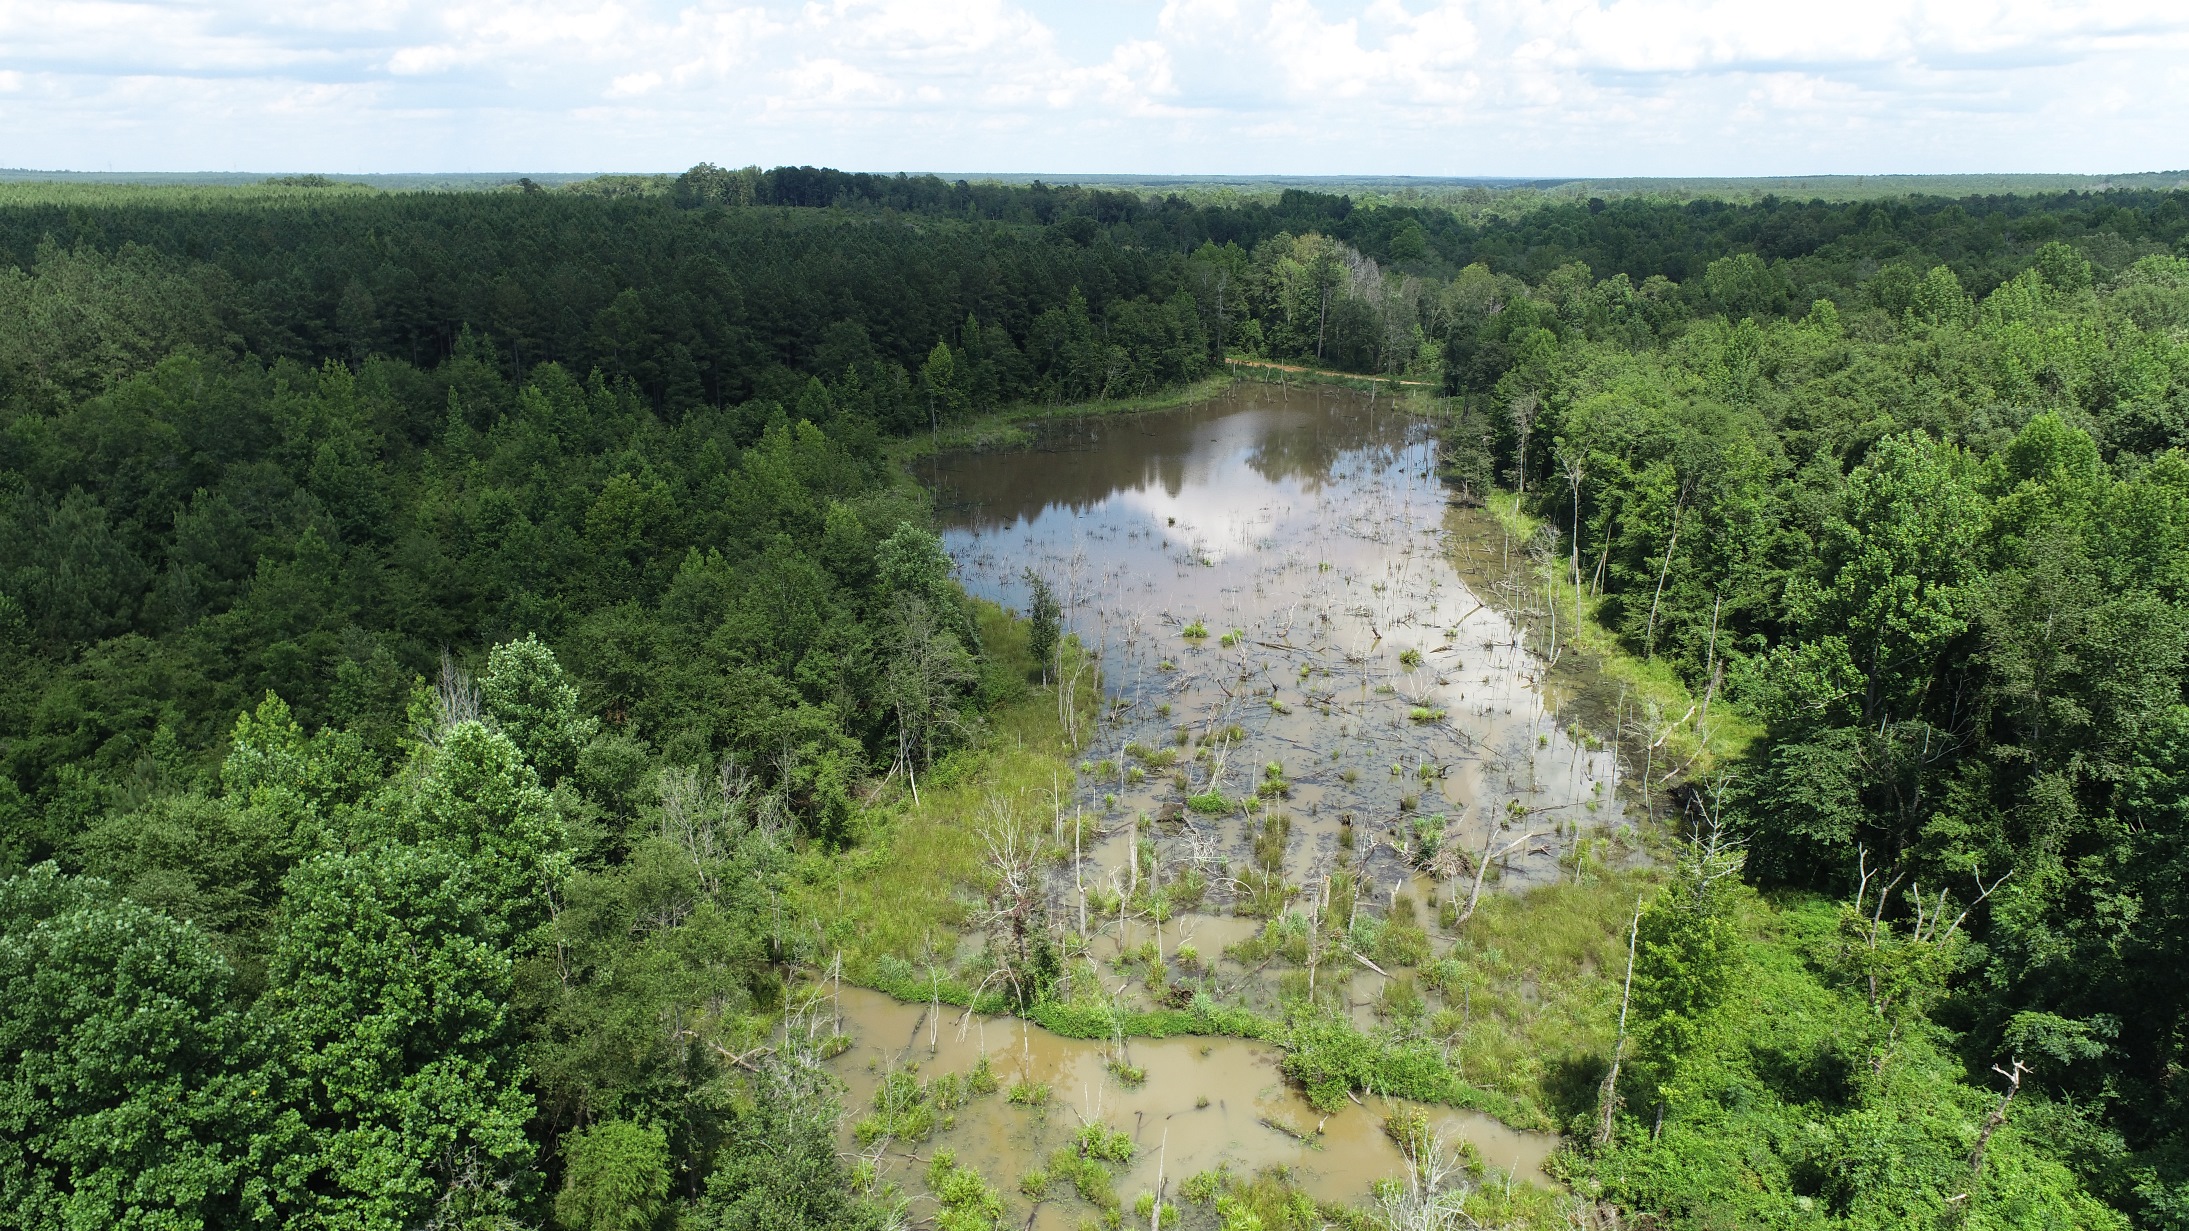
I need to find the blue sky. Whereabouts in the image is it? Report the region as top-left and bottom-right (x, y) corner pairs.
(3, 0), (2187, 176)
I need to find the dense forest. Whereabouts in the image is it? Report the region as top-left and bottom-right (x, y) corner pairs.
(2, 169), (2186, 1229)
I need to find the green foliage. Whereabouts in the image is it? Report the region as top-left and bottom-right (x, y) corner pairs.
(0, 865), (260, 1230)
(1045, 1146), (1120, 1212)
(1581, 896), (2128, 1231)
(482, 634), (599, 784)
(395, 719), (570, 939)
(1076, 1120), (1136, 1164)
(1277, 1011), (1524, 1123)
(1629, 837), (1745, 1109)
(555, 1119), (669, 1231)
(259, 843), (539, 1226)
(1021, 568), (1061, 672)
(926, 1150), (1005, 1231)
(691, 1057), (882, 1231)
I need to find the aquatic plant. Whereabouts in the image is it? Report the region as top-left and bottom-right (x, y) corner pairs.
(1410, 813), (1447, 865)
(1105, 1056), (1148, 1086)
(1047, 1147), (1121, 1211)
(1181, 1167), (1228, 1204)
(1076, 1121), (1136, 1164)
(1182, 621), (1209, 639)
(927, 1150), (1005, 1231)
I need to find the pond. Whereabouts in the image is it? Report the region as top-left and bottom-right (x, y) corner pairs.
(930, 382), (1625, 944)
(827, 382), (1620, 1215)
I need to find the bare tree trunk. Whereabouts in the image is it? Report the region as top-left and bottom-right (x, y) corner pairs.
(1595, 897), (1645, 1146)
(1968, 1058), (2029, 1177)
(1644, 502), (1684, 660)
(1452, 826), (1543, 928)
(1700, 594), (1722, 726)
(1151, 1129), (1168, 1231)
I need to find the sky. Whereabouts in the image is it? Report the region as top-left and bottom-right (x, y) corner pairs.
(3, 0), (2188, 177)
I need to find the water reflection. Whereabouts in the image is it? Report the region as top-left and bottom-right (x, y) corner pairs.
(862, 383), (1623, 1214)
(931, 383), (1624, 919)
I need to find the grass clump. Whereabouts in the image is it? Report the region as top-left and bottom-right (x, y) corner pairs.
(1076, 1121), (1136, 1164)
(1369, 895), (1431, 967)
(1106, 1056), (1148, 1086)
(927, 1150), (1005, 1231)
(1045, 1147), (1121, 1213)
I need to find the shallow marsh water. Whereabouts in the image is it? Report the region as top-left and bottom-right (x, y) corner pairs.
(930, 384), (1625, 941)
(828, 987), (1554, 1225)
(825, 385), (1625, 1212)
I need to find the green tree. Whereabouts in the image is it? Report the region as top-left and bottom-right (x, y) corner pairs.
(1778, 433), (1986, 731)
(394, 720), (570, 940)
(0, 865), (259, 1231)
(1702, 252), (1786, 319)
(556, 1119), (669, 1231)
(481, 635), (599, 785)
(1631, 817), (1744, 1120)
(1021, 568), (1061, 679)
(257, 846), (538, 1229)
(688, 1057), (880, 1231)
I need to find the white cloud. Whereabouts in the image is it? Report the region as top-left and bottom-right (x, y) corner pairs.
(0, 0), (2184, 173)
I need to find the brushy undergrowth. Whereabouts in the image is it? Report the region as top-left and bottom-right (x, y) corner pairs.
(788, 601), (1100, 978)
(1568, 894), (2126, 1231)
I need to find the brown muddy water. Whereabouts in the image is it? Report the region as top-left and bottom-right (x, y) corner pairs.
(829, 987), (1553, 1226)
(822, 384), (1614, 1215)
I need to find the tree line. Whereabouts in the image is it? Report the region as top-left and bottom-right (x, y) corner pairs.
(0, 171), (2186, 1227)
(1459, 232), (2189, 1224)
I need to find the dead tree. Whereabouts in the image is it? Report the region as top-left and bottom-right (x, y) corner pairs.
(1967, 1057), (2031, 1178)
(1449, 821), (1549, 928)
(1594, 896), (1645, 1147)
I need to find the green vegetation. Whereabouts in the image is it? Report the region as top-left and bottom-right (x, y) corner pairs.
(1423, 213), (2189, 1226)
(2, 167), (2187, 1229)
